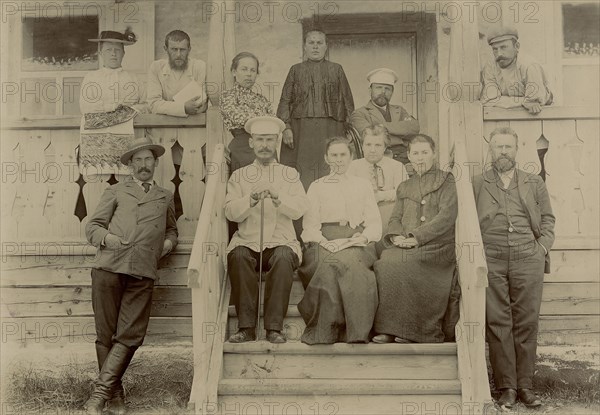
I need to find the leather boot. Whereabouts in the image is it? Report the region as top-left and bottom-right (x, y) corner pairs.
(96, 343), (127, 414)
(85, 343), (135, 415)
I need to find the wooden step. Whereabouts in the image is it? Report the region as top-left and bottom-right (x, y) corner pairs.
(216, 379), (462, 415)
(214, 394), (463, 415)
(223, 341), (458, 380)
(219, 378), (461, 395)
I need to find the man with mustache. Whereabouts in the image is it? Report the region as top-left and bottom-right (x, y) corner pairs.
(84, 137), (178, 414)
(350, 68), (420, 173)
(481, 26), (553, 115)
(225, 116), (310, 344)
(147, 30), (207, 117)
(473, 127), (555, 410)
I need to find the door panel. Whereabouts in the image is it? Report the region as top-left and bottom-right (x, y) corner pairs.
(327, 33), (418, 117)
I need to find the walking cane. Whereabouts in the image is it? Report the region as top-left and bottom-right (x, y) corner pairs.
(256, 195), (265, 341)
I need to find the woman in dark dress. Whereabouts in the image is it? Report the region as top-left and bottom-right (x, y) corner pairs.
(298, 137), (381, 345)
(277, 30), (354, 189)
(373, 134), (458, 344)
(220, 52), (273, 172)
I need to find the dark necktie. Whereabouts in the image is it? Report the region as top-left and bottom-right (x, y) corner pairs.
(376, 105), (392, 122)
(142, 182), (151, 193)
(372, 164), (384, 190)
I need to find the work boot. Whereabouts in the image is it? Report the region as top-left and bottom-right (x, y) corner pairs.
(96, 342), (127, 414)
(108, 386), (127, 415)
(84, 343), (135, 415)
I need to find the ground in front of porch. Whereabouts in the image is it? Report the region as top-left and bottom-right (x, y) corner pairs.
(2, 340), (598, 415)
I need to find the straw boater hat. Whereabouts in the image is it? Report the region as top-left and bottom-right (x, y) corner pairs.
(244, 116), (286, 135)
(487, 26), (519, 45)
(120, 136), (165, 164)
(89, 29), (137, 46)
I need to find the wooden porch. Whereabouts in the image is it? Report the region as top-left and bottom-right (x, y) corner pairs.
(1, 1), (599, 415)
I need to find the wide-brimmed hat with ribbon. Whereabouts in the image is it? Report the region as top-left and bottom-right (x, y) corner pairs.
(89, 30), (137, 46)
(120, 136), (165, 164)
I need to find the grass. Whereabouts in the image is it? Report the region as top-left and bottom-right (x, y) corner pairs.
(3, 345), (599, 414)
(3, 348), (193, 414)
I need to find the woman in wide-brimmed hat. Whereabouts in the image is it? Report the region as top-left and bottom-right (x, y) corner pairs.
(79, 29), (147, 114)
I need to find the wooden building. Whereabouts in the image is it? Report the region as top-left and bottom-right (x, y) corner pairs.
(1, 1), (598, 414)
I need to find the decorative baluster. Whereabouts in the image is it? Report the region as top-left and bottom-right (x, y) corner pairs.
(536, 133), (549, 181)
(178, 128), (207, 239)
(543, 119), (579, 238)
(508, 120), (542, 175)
(15, 132), (51, 240)
(51, 130), (81, 239)
(576, 119), (600, 239)
(171, 140), (184, 220)
(1, 131), (22, 241)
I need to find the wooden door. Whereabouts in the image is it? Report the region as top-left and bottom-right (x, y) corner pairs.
(327, 33), (418, 118)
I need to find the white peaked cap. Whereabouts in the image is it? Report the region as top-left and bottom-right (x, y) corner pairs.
(367, 68), (399, 86)
(244, 116), (286, 135)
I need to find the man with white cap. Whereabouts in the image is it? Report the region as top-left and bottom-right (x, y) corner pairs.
(481, 25), (553, 115)
(80, 29), (146, 114)
(350, 68), (420, 171)
(225, 116), (310, 344)
(84, 136), (178, 414)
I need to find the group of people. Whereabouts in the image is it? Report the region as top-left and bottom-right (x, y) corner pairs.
(81, 24), (555, 414)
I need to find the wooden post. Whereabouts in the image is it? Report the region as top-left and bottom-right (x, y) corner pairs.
(447, 3), (493, 414)
(188, 1), (236, 412)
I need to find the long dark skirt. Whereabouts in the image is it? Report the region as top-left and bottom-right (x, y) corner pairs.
(374, 242), (456, 343)
(297, 225), (378, 345)
(228, 129), (255, 173)
(280, 117), (345, 190)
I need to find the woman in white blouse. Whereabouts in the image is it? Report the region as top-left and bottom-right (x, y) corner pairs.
(298, 137), (382, 345)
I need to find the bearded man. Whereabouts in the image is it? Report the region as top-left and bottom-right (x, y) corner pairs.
(350, 68), (419, 172)
(473, 127), (555, 410)
(147, 30), (207, 117)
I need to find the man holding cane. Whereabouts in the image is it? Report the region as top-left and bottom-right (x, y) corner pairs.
(225, 116), (310, 343)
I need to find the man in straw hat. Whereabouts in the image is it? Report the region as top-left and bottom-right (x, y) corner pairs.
(350, 68), (420, 173)
(481, 25), (553, 115)
(84, 136), (178, 414)
(225, 116), (309, 344)
(80, 29), (146, 114)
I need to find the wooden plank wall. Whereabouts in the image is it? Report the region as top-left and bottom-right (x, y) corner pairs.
(1, 121), (207, 347)
(2, 250), (598, 346)
(482, 116), (600, 345)
(1, 124), (205, 244)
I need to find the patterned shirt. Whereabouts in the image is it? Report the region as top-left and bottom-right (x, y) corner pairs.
(220, 82), (273, 130)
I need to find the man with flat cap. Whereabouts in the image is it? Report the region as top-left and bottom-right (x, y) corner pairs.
(481, 26), (553, 115)
(84, 136), (178, 414)
(350, 68), (420, 172)
(80, 29), (146, 114)
(225, 116), (310, 344)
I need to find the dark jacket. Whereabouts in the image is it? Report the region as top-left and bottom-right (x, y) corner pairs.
(350, 101), (420, 147)
(276, 60), (354, 124)
(86, 177), (178, 280)
(473, 169), (555, 273)
(383, 168), (458, 247)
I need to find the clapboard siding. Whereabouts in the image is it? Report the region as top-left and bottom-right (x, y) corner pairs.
(2, 315), (596, 348)
(1, 249), (598, 346)
(1, 316), (193, 346)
